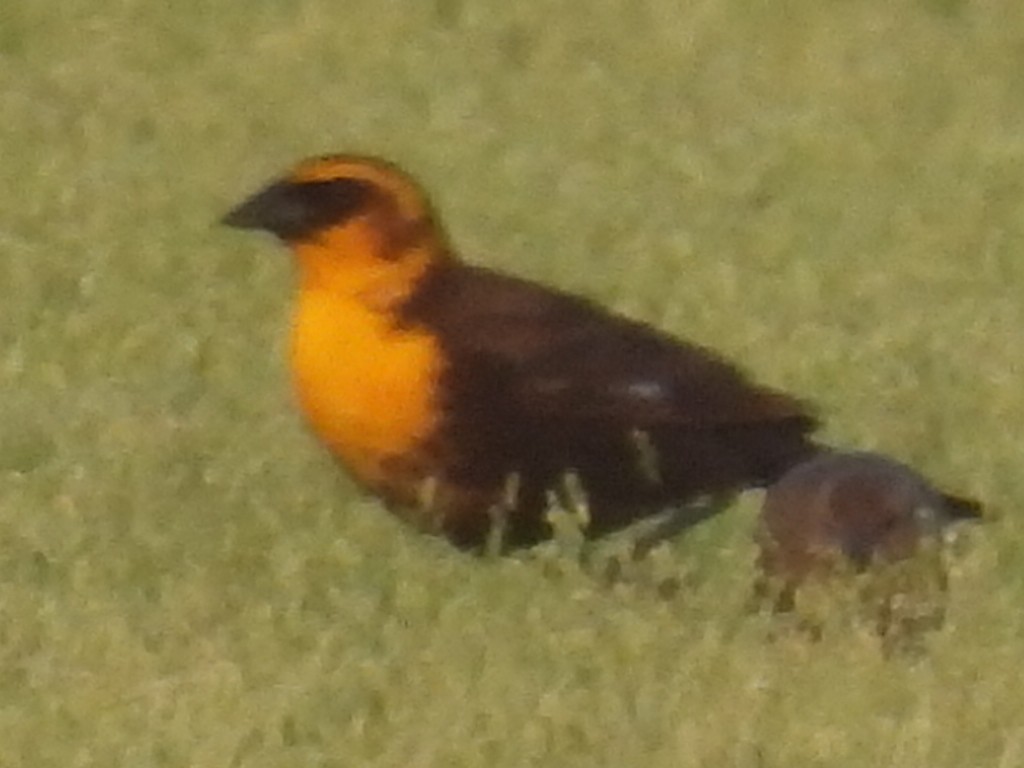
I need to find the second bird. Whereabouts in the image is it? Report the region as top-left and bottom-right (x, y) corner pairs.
(222, 154), (820, 549)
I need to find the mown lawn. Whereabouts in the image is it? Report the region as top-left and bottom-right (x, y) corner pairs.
(2, 0), (1023, 765)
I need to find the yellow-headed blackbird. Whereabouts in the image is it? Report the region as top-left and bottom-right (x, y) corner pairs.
(755, 450), (982, 611)
(222, 154), (821, 549)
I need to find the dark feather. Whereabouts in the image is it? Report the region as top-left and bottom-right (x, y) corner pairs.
(400, 262), (820, 543)
(404, 264), (815, 426)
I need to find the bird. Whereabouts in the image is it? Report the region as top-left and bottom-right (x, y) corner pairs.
(753, 450), (983, 618)
(221, 153), (821, 550)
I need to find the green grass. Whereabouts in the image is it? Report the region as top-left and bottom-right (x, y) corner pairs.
(3, 0), (1023, 764)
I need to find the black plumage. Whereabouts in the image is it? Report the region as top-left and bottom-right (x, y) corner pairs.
(401, 261), (821, 547)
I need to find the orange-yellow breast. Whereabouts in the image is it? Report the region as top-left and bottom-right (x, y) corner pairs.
(289, 284), (443, 492)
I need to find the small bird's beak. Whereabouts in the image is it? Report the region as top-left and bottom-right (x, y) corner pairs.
(221, 183), (286, 232)
(221, 174), (376, 242)
(220, 203), (257, 230)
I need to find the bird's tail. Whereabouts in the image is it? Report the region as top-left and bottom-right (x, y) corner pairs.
(940, 492), (984, 521)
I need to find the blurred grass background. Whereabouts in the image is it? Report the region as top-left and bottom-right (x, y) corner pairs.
(2, 0), (1023, 765)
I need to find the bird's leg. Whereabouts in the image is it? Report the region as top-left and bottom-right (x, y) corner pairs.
(630, 493), (735, 561)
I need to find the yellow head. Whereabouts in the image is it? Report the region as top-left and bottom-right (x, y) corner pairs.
(222, 154), (451, 299)
(221, 155), (449, 495)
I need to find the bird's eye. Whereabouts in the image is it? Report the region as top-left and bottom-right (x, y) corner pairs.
(224, 177), (379, 241)
(293, 178), (378, 231)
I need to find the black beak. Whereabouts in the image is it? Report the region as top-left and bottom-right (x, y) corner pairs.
(221, 177), (376, 242)
(221, 181), (297, 235)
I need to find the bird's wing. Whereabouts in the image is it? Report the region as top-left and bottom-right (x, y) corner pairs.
(403, 265), (816, 430)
